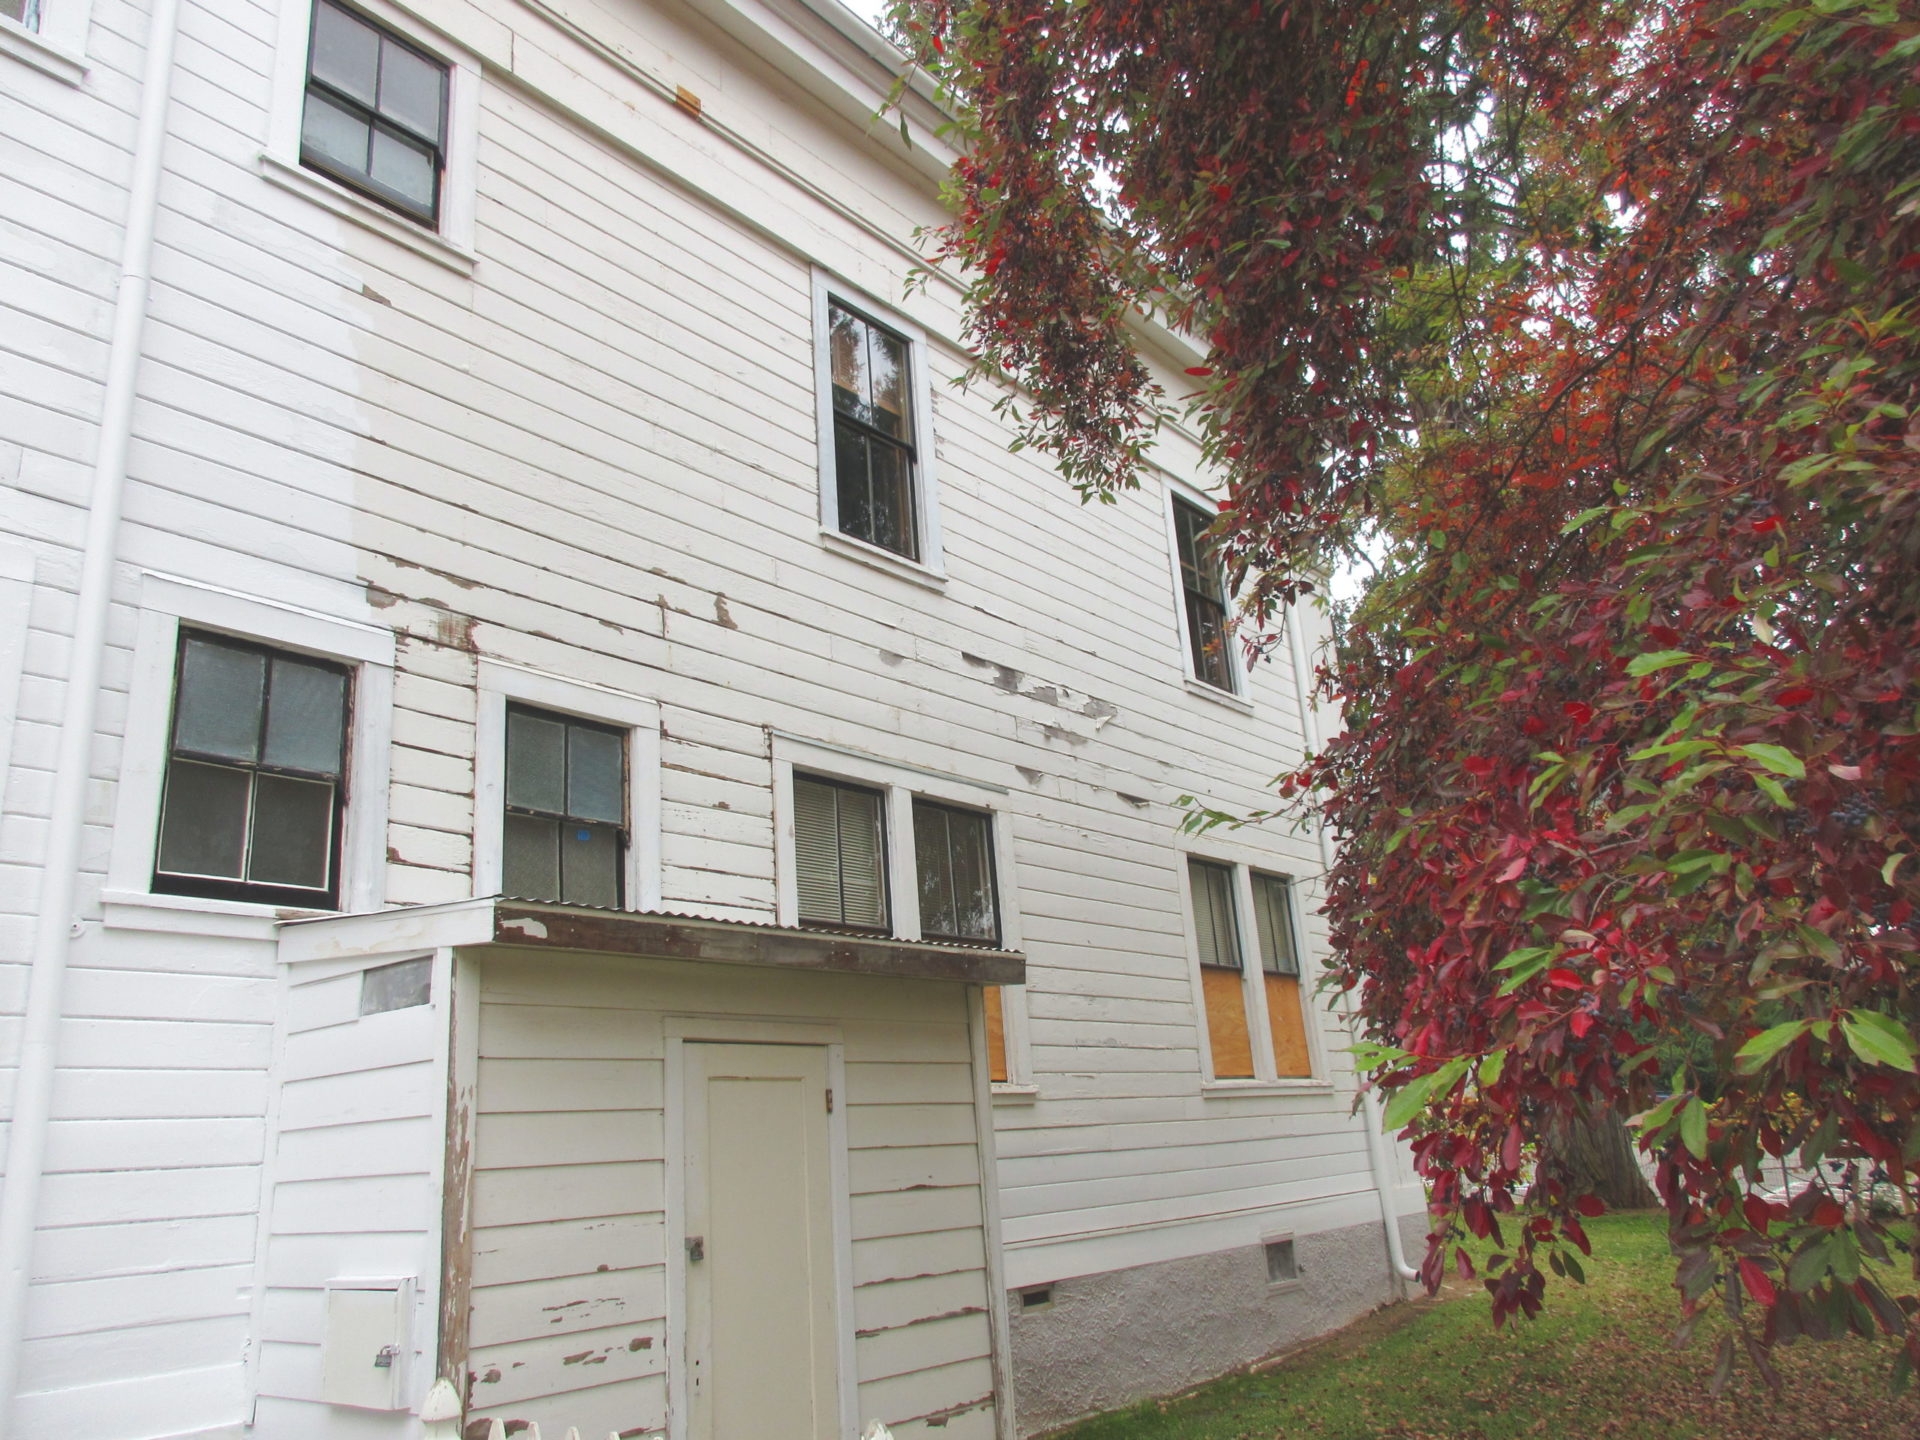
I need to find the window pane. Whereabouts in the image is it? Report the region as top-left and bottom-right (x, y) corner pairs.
(302, 87), (371, 174)
(829, 305), (868, 413)
(1253, 874), (1299, 975)
(914, 803), (955, 939)
(264, 658), (346, 774)
(248, 774), (335, 889)
(946, 809), (997, 942)
(1189, 859), (1240, 970)
(793, 777), (842, 923)
(369, 126), (435, 212)
(506, 710), (566, 813)
(156, 759), (250, 879)
(866, 327), (909, 439)
(503, 813), (559, 900)
(560, 822), (621, 908)
(376, 37), (445, 141)
(834, 421), (874, 543)
(835, 785), (886, 928)
(567, 725), (624, 824)
(174, 638), (265, 762)
(309, 0), (380, 107)
(865, 440), (913, 559)
(1189, 594), (1232, 690)
(0, 0), (34, 26)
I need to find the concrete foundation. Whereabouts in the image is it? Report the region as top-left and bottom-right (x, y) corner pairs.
(1008, 1216), (1422, 1434)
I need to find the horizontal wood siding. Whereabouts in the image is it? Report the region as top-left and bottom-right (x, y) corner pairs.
(469, 954), (997, 1439)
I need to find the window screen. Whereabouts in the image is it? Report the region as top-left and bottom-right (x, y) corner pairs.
(502, 706), (626, 908)
(301, 0), (448, 224)
(828, 301), (918, 559)
(1173, 497), (1234, 690)
(154, 632), (349, 906)
(793, 774), (889, 930)
(913, 799), (998, 944)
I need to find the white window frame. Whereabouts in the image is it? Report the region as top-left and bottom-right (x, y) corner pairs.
(1163, 478), (1254, 710)
(771, 733), (1030, 1088)
(105, 573), (396, 917)
(259, 0), (482, 272)
(810, 270), (947, 587)
(473, 659), (662, 912)
(0, 0), (92, 84)
(1179, 846), (1327, 1091)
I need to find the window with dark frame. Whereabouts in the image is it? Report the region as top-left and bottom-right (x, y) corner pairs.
(827, 300), (918, 560)
(913, 799), (999, 946)
(1173, 496), (1234, 691)
(153, 631), (350, 908)
(792, 773), (889, 931)
(502, 705), (627, 908)
(300, 0), (448, 226)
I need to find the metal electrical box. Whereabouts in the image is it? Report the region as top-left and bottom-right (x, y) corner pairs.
(321, 1277), (414, 1410)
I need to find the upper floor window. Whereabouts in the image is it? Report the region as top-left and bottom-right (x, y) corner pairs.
(301, 0), (447, 226)
(502, 705), (627, 908)
(154, 632), (350, 907)
(827, 301), (919, 559)
(1173, 496), (1235, 692)
(793, 773), (890, 931)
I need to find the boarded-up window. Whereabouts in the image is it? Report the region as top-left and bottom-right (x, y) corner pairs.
(913, 799), (998, 944)
(1253, 873), (1312, 1078)
(1189, 858), (1254, 1078)
(502, 706), (626, 908)
(793, 774), (888, 930)
(983, 986), (1009, 1084)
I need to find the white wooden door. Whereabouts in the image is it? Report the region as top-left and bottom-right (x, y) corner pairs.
(682, 1042), (840, 1440)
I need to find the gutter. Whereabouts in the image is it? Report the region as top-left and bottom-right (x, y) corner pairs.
(0, 0), (185, 1425)
(1283, 601), (1422, 1286)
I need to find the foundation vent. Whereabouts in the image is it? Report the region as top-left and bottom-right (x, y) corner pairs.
(1265, 1238), (1299, 1285)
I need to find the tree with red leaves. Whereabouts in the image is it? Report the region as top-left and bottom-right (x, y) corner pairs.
(893, 0), (1920, 1386)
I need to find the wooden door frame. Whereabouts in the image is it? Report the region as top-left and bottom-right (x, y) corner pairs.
(663, 1017), (853, 1440)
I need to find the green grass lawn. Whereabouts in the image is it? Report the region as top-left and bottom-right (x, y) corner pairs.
(1052, 1213), (1920, 1440)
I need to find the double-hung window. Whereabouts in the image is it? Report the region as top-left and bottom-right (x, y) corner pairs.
(913, 799), (999, 946)
(301, 0), (448, 225)
(1188, 858), (1314, 1081)
(153, 631), (351, 907)
(502, 705), (627, 908)
(793, 773), (890, 931)
(827, 301), (919, 559)
(1173, 496), (1235, 691)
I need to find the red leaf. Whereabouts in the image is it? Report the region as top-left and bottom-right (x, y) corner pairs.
(1777, 686), (1815, 705)
(1575, 1194), (1606, 1217)
(1185, 366), (1214, 376)
(1812, 1198), (1846, 1228)
(1752, 516), (1781, 533)
(1545, 968), (1585, 990)
(1739, 1257), (1777, 1306)
(1496, 855), (1529, 882)
(1743, 1193), (1772, 1233)
(1463, 756), (1495, 777)
(1562, 701), (1595, 724)
(1502, 1122), (1523, 1172)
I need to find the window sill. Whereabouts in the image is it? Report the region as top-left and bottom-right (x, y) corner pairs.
(100, 887), (330, 938)
(0, 18), (86, 84)
(1200, 1079), (1333, 1098)
(991, 1082), (1039, 1104)
(816, 528), (947, 591)
(1184, 677), (1255, 715)
(256, 152), (476, 277)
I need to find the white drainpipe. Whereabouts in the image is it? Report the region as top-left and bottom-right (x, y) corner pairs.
(1283, 600), (1421, 1285)
(0, 0), (186, 1426)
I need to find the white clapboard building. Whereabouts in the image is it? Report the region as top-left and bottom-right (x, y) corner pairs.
(0, 0), (1423, 1434)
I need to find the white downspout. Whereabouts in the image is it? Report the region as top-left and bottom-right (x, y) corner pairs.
(0, 0), (185, 1425)
(1283, 600), (1421, 1286)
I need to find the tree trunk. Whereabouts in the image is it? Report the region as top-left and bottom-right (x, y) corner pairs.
(1551, 1107), (1657, 1210)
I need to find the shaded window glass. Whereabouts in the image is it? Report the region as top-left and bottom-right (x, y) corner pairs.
(300, 0), (448, 225)
(1174, 497), (1234, 691)
(502, 705), (626, 907)
(914, 799), (998, 945)
(1, 0), (39, 27)
(1252, 872), (1300, 976)
(1188, 858), (1241, 970)
(827, 301), (918, 559)
(793, 775), (888, 930)
(154, 632), (350, 906)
